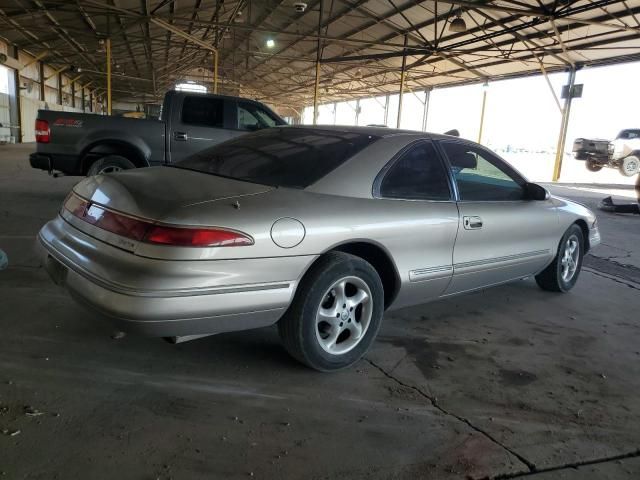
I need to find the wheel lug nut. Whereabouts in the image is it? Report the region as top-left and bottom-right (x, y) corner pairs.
(339, 322), (343, 327)
(343, 304), (346, 308)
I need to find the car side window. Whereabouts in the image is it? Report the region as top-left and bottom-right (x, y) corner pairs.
(181, 96), (224, 128)
(379, 142), (451, 201)
(238, 103), (278, 131)
(441, 142), (525, 201)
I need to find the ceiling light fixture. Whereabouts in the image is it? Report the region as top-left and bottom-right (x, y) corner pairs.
(266, 38), (275, 48)
(449, 12), (467, 32)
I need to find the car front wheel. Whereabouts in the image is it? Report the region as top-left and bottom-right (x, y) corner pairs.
(535, 224), (584, 292)
(278, 252), (384, 371)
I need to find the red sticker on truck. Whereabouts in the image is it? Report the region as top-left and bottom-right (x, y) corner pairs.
(53, 118), (83, 128)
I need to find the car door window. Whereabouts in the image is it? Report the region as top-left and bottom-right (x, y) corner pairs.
(441, 142), (525, 201)
(238, 103), (278, 131)
(181, 96), (224, 128)
(378, 142), (451, 201)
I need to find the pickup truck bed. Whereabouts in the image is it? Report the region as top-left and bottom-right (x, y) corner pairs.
(30, 114), (165, 174)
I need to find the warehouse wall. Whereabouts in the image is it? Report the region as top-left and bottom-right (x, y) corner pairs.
(0, 38), (103, 143)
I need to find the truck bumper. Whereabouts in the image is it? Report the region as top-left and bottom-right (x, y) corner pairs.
(30, 152), (82, 175)
(29, 153), (52, 171)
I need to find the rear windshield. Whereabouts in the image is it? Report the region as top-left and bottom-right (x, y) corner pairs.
(174, 127), (379, 188)
(617, 129), (640, 140)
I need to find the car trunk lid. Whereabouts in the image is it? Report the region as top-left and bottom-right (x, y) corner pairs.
(73, 166), (273, 221)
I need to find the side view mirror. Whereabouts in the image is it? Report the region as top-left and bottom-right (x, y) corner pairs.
(526, 182), (550, 201)
(455, 152), (478, 170)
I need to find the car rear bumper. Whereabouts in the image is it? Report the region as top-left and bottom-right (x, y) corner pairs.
(37, 217), (315, 337)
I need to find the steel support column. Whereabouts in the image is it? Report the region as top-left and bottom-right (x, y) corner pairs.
(39, 61), (45, 102)
(106, 38), (112, 115)
(478, 81), (488, 144)
(396, 34), (408, 129)
(57, 72), (63, 106)
(552, 68), (577, 182)
(313, 0), (324, 125)
(213, 50), (219, 94)
(383, 94), (389, 126)
(81, 86), (85, 112)
(9, 45), (22, 143)
(422, 88), (431, 132)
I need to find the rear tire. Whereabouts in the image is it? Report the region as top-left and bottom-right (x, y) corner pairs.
(586, 160), (603, 172)
(278, 252), (384, 372)
(535, 224), (584, 293)
(87, 155), (135, 176)
(619, 155), (640, 177)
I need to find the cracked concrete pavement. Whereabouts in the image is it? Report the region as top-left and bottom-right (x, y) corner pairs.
(1, 144), (639, 479)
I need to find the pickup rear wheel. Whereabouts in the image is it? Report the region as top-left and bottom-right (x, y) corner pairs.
(619, 155), (640, 177)
(586, 160), (603, 172)
(87, 155), (135, 176)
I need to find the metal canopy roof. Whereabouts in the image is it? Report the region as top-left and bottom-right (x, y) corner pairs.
(1, 0), (639, 109)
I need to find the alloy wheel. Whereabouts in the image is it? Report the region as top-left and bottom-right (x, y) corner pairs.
(98, 165), (123, 174)
(560, 234), (580, 282)
(315, 276), (373, 355)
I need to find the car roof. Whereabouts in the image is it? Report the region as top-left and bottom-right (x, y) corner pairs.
(278, 124), (460, 141)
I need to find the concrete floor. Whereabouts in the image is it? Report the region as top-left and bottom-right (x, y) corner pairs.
(1, 143), (639, 480)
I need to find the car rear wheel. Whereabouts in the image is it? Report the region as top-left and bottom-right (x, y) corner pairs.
(535, 224), (584, 293)
(619, 155), (640, 177)
(586, 160), (603, 172)
(278, 252), (384, 372)
(87, 155), (135, 176)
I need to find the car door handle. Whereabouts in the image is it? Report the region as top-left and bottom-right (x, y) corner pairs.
(174, 132), (188, 141)
(463, 216), (483, 230)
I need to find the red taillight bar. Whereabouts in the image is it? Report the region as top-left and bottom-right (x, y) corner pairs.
(35, 119), (50, 143)
(62, 193), (254, 247)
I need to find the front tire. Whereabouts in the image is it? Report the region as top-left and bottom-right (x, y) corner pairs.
(619, 155), (640, 177)
(535, 224), (584, 293)
(586, 160), (603, 172)
(278, 252), (384, 372)
(87, 155), (135, 176)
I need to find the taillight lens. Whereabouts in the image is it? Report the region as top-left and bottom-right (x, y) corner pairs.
(35, 119), (50, 143)
(62, 193), (253, 247)
(144, 225), (253, 247)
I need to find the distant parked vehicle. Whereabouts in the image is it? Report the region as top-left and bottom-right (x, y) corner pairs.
(29, 90), (286, 177)
(573, 129), (640, 177)
(38, 126), (600, 371)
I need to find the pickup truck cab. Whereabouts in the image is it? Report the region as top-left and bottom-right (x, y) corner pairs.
(30, 90), (287, 176)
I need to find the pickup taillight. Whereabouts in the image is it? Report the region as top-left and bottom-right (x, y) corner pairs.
(35, 119), (50, 143)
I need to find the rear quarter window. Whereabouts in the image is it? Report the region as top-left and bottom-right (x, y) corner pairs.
(181, 96), (224, 128)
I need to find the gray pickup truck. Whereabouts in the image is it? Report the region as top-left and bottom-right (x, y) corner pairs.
(29, 90), (286, 176)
